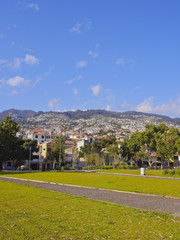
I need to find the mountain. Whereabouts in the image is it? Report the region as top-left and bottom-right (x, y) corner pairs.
(0, 108), (178, 122)
(1, 109), (180, 132)
(0, 109), (37, 121)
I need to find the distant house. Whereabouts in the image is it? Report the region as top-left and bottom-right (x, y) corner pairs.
(65, 146), (76, 163)
(0, 160), (15, 170)
(39, 141), (56, 159)
(27, 129), (53, 143)
(69, 133), (87, 140)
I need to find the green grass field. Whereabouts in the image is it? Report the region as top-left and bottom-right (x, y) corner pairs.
(2, 172), (180, 198)
(101, 169), (180, 178)
(0, 181), (179, 240)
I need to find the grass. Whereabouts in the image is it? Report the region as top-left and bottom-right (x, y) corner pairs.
(0, 180), (179, 240)
(101, 169), (180, 178)
(2, 171), (180, 198)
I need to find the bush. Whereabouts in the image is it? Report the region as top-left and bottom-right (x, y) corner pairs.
(163, 170), (169, 175)
(117, 165), (138, 170)
(117, 165), (128, 169)
(102, 165), (113, 170)
(170, 170), (175, 176)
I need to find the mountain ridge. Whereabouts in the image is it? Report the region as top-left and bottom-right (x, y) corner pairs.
(0, 108), (175, 121)
(0, 108), (179, 122)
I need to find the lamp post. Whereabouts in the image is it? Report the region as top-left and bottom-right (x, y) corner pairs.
(29, 146), (31, 170)
(87, 139), (90, 170)
(59, 128), (62, 170)
(100, 149), (103, 170)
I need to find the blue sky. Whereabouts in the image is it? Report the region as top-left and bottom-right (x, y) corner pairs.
(0, 0), (180, 117)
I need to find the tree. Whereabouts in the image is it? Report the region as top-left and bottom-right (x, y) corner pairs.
(47, 135), (65, 166)
(134, 145), (149, 166)
(156, 127), (180, 166)
(0, 116), (19, 163)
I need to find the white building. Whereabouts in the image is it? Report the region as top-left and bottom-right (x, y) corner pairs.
(27, 129), (53, 143)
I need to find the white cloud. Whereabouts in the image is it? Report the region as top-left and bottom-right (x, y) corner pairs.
(27, 3), (40, 11)
(0, 59), (7, 65)
(0, 33), (5, 39)
(48, 98), (60, 110)
(7, 76), (29, 87)
(107, 94), (115, 102)
(76, 61), (87, 68)
(70, 23), (82, 34)
(4, 54), (40, 69)
(44, 66), (53, 76)
(66, 78), (76, 85)
(10, 90), (19, 95)
(135, 97), (154, 113)
(88, 50), (98, 58)
(0, 79), (5, 84)
(24, 54), (39, 65)
(70, 21), (92, 34)
(106, 105), (111, 111)
(73, 88), (78, 95)
(11, 58), (22, 69)
(91, 84), (101, 96)
(116, 57), (135, 67)
(65, 75), (82, 85)
(135, 97), (180, 116)
(116, 58), (126, 67)
(95, 43), (100, 48)
(120, 101), (131, 111)
(33, 76), (41, 87)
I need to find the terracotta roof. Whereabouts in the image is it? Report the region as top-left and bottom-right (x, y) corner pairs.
(30, 129), (47, 132)
(95, 136), (103, 139)
(72, 133), (86, 136)
(174, 153), (180, 156)
(34, 133), (45, 136)
(69, 138), (81, 142)
(65, 140), (74, 144)
(66, 146), (76, 150)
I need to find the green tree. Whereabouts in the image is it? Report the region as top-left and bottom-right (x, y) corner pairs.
(0, 116), (19, 163)
(156, 127), (180, 166)
(47, 135), (65, 166)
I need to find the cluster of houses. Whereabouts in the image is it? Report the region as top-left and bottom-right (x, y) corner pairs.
(3, 128), (104, 171)
(1, 128), (180, 171)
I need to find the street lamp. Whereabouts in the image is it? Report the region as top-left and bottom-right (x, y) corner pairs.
(29, 146), (31, 170)
(100, 149), (103, 170)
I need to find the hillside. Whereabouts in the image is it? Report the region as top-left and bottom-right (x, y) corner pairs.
(1, 109), (180, 134)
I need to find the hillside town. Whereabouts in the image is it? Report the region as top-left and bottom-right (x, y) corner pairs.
(1, 115), (180, 171)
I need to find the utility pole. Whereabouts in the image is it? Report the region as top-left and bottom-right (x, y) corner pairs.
(59, 127), (62, 169)
(29, 146), (31, 170)
(87, 139), (90, 170)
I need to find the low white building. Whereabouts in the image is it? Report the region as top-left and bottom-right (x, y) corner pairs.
(27, 128), (53, 143)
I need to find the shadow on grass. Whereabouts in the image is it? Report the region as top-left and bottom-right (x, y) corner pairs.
(0, 170), (37, 175)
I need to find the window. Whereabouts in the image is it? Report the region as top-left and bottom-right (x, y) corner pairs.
(35, 135), (38, 138)
(7, 162), (12, 167)
(42, 135), (44, 139)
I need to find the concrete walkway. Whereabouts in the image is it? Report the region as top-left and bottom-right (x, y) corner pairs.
(95, 171), (180, 180)
(0, 176), (180, 217)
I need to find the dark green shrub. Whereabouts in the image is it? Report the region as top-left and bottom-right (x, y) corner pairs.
(102, 165), (113, 169)
(163, 170), (169, 175)
(170, 170), (175, 176)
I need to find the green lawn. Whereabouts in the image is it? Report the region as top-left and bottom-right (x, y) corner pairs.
(101, 169), (180, 178)
(0, 181), (179, 240)
(2, 172), (180, 198)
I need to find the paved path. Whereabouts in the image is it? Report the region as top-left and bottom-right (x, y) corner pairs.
(95, 171), (180, 180)
(0, 176), (180, 217)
